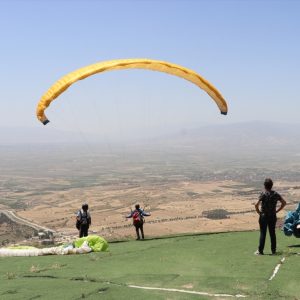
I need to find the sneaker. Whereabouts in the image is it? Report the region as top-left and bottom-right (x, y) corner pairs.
(254, 250), (264, 255)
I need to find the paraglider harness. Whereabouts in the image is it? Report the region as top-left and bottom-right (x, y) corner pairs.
(132, 209), (145, 226)
(76, 210), (90, 230)
(283, 203), (300, 238)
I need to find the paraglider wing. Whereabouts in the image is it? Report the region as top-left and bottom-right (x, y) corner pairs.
(0, 235), (108, 256)
(283, 203), (300, 238)
(36, 59), (228, 125)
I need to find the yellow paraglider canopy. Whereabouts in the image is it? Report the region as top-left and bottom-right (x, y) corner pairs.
(36, 58), (228, 125)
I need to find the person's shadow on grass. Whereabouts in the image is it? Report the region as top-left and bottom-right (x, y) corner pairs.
(287, 244), (300, 256)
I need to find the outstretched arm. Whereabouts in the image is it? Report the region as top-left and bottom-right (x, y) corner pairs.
(126, 212), (133, 218)
(141, 211), (151, 217)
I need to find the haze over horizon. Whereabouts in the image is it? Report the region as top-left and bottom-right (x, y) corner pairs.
(1, 0), (300, 143)
(1, 121), (300, 153)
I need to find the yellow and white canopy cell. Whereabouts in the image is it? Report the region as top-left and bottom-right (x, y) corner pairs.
(36, 58), (228, 125)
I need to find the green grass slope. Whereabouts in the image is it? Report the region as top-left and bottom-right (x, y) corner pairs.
(0, 230), (299, 300)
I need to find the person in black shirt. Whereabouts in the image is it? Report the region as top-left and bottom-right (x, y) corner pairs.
(254, 178), (286, 255)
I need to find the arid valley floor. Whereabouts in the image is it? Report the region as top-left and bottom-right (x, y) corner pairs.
(1, 128), (300, 243)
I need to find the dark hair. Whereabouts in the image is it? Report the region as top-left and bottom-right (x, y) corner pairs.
(264, 178), (273, 190)
(135, 204), (140, 210)
(82, 203), (89, 210)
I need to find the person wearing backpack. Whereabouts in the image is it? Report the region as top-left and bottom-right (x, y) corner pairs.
(126, 204), (151, 240)
(254, 178), (286, 255)
(76, 203), (92, 238)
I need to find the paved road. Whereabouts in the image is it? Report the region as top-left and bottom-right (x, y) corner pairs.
(0, 210), (55, 235)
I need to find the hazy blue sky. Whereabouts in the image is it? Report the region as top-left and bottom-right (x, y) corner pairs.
(0, 0), (299, 140)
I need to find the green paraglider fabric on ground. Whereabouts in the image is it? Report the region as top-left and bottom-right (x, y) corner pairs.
(73, 235), (109, 252)
(7, 245), (37, 250)
(0, 235), (108, 256)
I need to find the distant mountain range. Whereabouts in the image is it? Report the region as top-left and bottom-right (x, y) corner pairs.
(153, 121), (300, 151)
(1, 122), (300, 153)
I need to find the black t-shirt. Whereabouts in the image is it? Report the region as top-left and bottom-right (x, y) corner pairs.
(259, 190), (282, 216)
